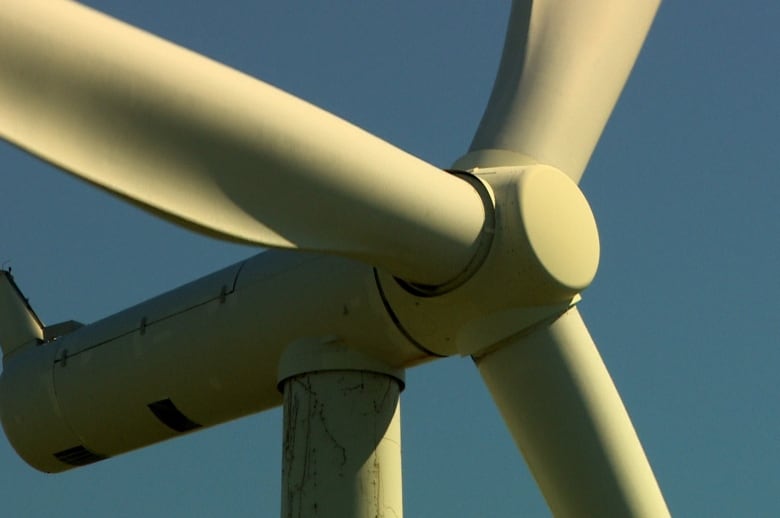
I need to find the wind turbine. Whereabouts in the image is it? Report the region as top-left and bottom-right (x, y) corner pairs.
(0, 1), (669, 516)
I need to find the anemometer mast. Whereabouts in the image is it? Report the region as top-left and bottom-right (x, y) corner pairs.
(0, 271), (44, 359)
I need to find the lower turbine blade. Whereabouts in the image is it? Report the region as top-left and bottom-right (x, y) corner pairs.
(474, 307), (669, 517)
(0, 0), (485, 286)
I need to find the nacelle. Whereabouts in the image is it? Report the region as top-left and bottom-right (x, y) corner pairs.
(0, 251), (422, 472)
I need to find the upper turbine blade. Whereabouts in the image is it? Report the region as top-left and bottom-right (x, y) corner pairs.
(0, 1), (486, 286)
(454, 0), (661, 183)
(475, 307), (669, 516)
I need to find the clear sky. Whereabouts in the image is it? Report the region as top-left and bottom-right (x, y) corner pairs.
(1, 1), (778, 516)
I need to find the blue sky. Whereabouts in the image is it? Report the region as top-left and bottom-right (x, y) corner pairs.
(1, 1), (778, 516)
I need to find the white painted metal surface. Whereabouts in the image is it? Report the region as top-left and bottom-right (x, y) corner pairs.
(0, 252), (423, 473)
(279, 339), (404, 518)
(0, 0), (485, 286)
(377, 165), (599, 356)
(476, 307), (669, 516)
(0, 1), (671, 515)
(455, 0), (661, 183)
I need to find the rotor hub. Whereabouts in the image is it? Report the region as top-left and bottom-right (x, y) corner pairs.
(377, 165), (600, 357)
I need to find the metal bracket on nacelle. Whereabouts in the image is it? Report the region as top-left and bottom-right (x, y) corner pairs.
(43, 320), (84, 342)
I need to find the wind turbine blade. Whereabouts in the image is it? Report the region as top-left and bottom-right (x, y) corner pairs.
(455, 0), (661, 182)
(475, 307), (669, 516)
(0, 0), (485, 286)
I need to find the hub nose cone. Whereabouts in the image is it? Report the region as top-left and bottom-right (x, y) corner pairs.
(516, 166), (600, 294)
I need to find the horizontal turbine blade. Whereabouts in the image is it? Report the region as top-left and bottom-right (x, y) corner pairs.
(455, 0), (661, 182)
(475, 307), (669, 516)
(0, 0), (486, 286)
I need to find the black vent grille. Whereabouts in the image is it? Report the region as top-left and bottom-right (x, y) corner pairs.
(54, 445), (107, 466)
(148, 398), (202, 433)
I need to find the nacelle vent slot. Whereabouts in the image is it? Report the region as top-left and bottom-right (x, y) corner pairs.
(53, 445), (107, 466)
(148, 398), (202, 433)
